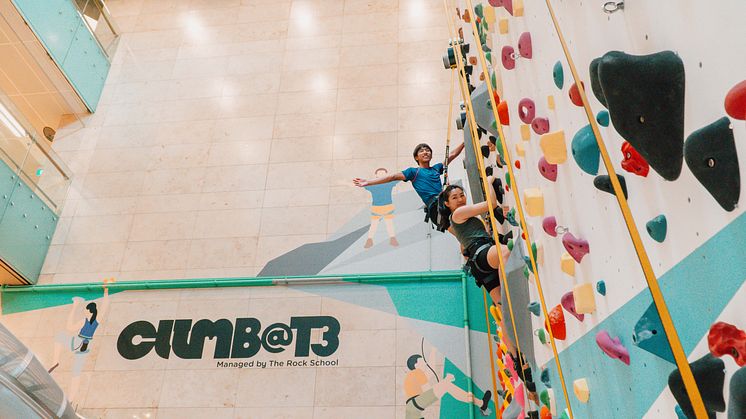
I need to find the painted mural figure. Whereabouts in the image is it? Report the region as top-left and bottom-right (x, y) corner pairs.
(48, 278), (113, 405)
(404, 349), (492, 418)
(362, 167), (399, 248)
(353, 142), (465, 229)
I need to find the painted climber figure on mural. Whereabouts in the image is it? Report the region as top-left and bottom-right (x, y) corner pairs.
(48, 278), (114, 405)
(361, 167), (399, 248)
(404, 348), (492, 418)
(353, 142), (465, 230)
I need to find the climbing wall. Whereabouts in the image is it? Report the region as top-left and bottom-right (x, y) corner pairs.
(452, 0), (746, 417)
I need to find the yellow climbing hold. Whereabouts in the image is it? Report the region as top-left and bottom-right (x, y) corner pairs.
(573, 378), (590, 403)
(547, 95), (555, 110)
(536, 242), (544, 265)
(490, 304), (502, 323)
(516, 142), (526, 157)
(513, 0), (525, 16)
(561, 252), (575, 276)
(521, 124), (531, 141)
(499, 18), (509, 34)
(484, 5), (496, 24)
(573, 282), (596, 314)
(540, 130), (568, 164)
(524, 188), (544, 217)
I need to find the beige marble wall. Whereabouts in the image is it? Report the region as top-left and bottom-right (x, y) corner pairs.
(42, 0), (457, 284)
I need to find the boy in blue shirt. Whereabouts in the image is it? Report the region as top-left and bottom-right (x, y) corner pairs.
(353, 142), (465, 230)
(363, 167), (399, 248)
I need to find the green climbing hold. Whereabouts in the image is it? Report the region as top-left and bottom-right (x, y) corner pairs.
(523, 265), (530, 279)
(596, 280), (606, 296)
(596, 110), (610, 127)
(505, 172), (511, 187)
(475, 3), (484, 17)
(571, 124), (601, 175)
(528, 301), (541, 316)
(485, 51), (492, 63)
(646, 214), (667, 243)
(560, 409), (570, 419)
(553, 61), (564, 89)
(35, 168), (44, 177)
(491, 72), (497, 90)
(507, 239), (514, 251)
(531, 242), (538, 260)
(540, 389), (550, 407)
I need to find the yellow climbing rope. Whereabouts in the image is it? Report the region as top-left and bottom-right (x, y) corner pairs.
(462, 0), (576, 416)
(541, 0), (708, 417)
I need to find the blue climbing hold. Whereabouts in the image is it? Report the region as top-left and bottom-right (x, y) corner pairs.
(540, 368), (552, 388)
(524, 256), (535, 274)
(646, 214), (668, 243)
(596, 110), (610, 127)
(633, 302), (676, 364)
(596, 280), (606, 296)
(528, 301), (541, 316)
(506, 208), (519, 226)
(674, 405), (687, 419)
(553, 61), (564, 90)
(571, 124), (601, 175)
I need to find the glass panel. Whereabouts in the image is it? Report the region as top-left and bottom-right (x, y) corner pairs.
(73, 0), (120, 57)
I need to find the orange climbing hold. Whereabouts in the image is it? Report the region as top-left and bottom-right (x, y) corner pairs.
(568, 81), (585, 107)
(545, 304), (567, 340)
(515, 160), (521, 169)
(463, 9), (471, 22)
(725, 80), (746, 120)
(540, 406), (552, 419)
(498, 101), (510, 125)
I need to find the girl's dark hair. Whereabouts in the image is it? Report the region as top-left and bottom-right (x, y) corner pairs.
(85, 302), (98, 324)
(406, 354), (422, 370)
(436, 185), (464, 231)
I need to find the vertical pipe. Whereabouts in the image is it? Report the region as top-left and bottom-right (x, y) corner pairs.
(462, 272), (476, 419)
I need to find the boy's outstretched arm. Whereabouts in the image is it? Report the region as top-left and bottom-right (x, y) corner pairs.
(353, 172), (406, 187)
(446, 142), (465, 164)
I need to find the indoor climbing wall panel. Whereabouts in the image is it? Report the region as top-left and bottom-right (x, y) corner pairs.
(453, 0), (746, 417)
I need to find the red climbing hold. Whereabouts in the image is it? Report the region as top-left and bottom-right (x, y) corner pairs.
(708, 322), (746, 367)
(621, 141), (650, 177)
(494, 90), (501, 105)
(498, 101), (510, 125)
(545, 305), (567, 340)
(515, 160), (521, 169)
(568, 81), (585, 107)
(725, 80), (746, 120)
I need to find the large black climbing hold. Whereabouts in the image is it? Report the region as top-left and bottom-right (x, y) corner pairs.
(684, 117), (740, 212)
(593, 174), (628, 199)
(593, 51), (686, 181)
(728, 366), (746, 419)
(588, 58), (607, 108)
(668, 354), (726, 419)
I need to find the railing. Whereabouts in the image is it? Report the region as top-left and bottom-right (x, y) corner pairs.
(72, 0), (120, 58)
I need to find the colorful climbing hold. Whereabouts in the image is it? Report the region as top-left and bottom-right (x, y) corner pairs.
(707, 322), (746, 366)
(674, 405), (687, 419)
(520, 124), (531, 141)
(542, 216), (558, 237)
(646, 215), (667, 243)
(538, 157), (558, 182)
(592, 50), (685, 181)
(535, 328), (549, 345)
(559, 409), (569, 419)
(560, 252), (575, 276)
(568, 81), (585, 107)
(546, 304), (567, 340)
(540, 389), (551, 407)
(571, 124), (600, 175)
(540, 368), (552, 388)
(668, 354), (726, 418)
(596, 280), (606, 296)
(502, 46), (516, 70)
(561, 291), (584, 321)
(573, 378), (590, 403)
(518, 32), (532, 59)
(539, 130), (567, 164)
(515, 160), (521, 169)
(531, 117), (550, 135)
(621, 141), (650, 177)
(518, 98), (536, 124)
(547, 95), (555, 110)
(506, 207), (519, 226)
(724, 79), (746, 120)
(596, 110), (610, 127)
(498, 101), (510, 125)
(633, 303), (675, 363)
(528, 301), (541, 316)
(540, 406), (551, 419)
(498, 17), (509, 34)
(507, 239), (514, 251)
(728, 366), (746, 419)
(684, 117), (740, 212)
(553, 61), (564, 89)
(595, 330), (630, 365)
(562, 232), (590, 263)
(35, 168), (43, 177)
(573, 283), (596, 314)
(593, 174), (628, 199)
(524, 188), (544, 217)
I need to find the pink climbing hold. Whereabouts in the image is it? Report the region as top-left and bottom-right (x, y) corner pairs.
(518, 98), (536, 124)
(596, 330), (630, 365)
(542, 216), (558, 237)
(518, 32), (533, 59)
(725, 80), (746, 120)
(502, 46), (516, 70)
(489, 0), (514, 15)
(532, 117), (550, 134)
(568, 81), (585, 107)
(561, 291), (585, 322)
(562, 232), (590, 263)
(538, 157), (558, 182)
